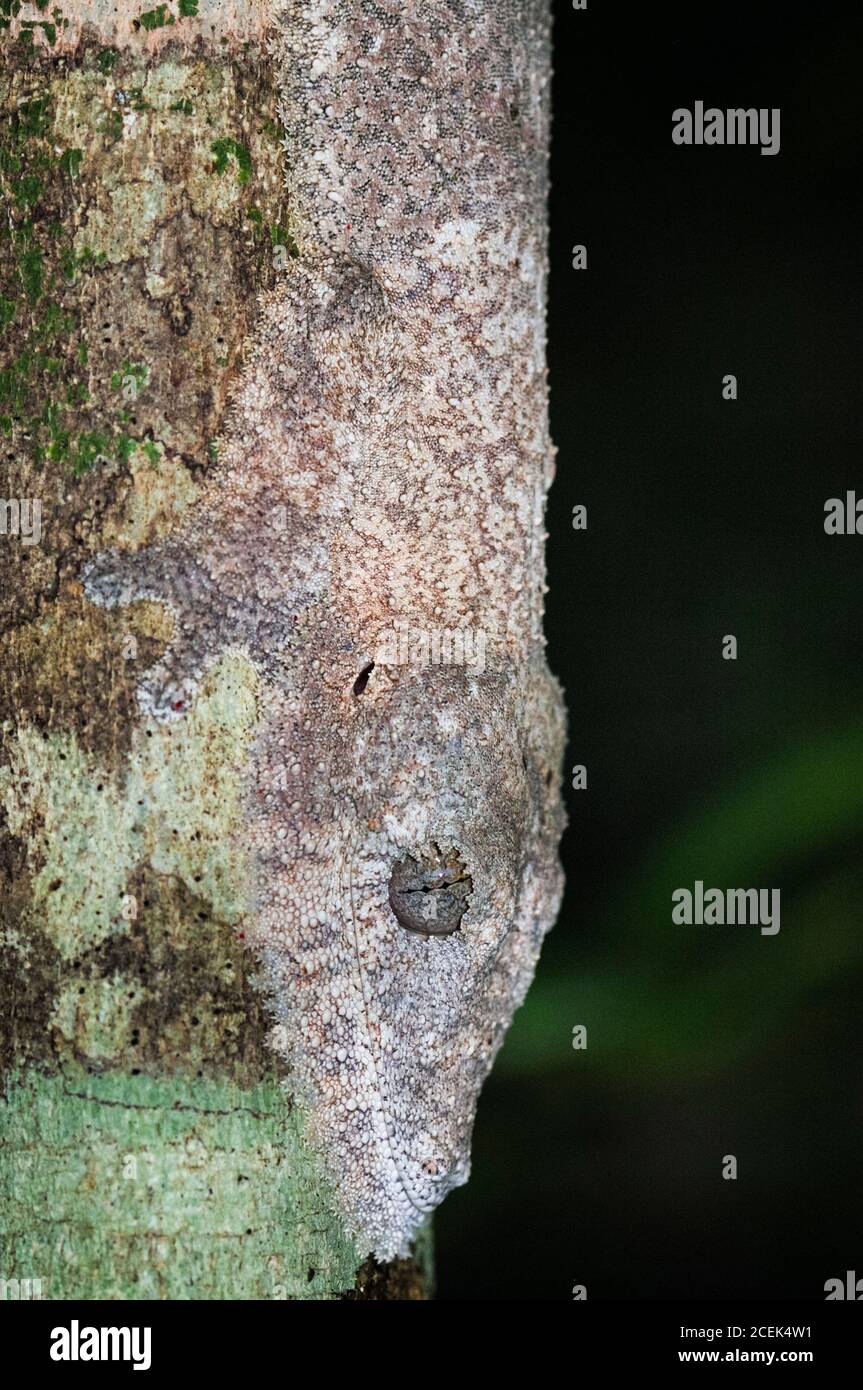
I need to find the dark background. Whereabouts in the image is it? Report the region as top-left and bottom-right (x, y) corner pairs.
(436, 0), (863, 1298)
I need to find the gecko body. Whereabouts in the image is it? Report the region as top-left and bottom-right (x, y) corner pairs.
(86, 0), (566, 1258)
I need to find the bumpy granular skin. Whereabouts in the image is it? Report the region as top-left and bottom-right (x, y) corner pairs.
(86, 0), (566, 1259)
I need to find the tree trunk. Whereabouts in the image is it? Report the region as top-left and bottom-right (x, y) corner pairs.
(0, 1), (429, 1300)
(1, 0), (561, 1300)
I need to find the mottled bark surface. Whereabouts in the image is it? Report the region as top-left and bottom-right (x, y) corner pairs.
(0, 5), (429, 1300)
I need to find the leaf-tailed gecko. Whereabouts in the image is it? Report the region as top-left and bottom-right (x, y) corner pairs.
(85, 0), (566, 1259)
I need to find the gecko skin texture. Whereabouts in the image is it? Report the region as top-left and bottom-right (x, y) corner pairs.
(84, 0), (566, 1259)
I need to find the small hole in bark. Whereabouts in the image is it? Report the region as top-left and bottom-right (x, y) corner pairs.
(352, 662), (374, 695)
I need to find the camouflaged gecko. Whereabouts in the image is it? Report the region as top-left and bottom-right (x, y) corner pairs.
(85, 0), (566, 1259)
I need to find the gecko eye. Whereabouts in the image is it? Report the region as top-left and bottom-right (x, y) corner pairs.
(388, 846), (472, 937)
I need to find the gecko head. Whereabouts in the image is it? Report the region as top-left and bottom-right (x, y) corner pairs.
(311, 657), (567, 1257)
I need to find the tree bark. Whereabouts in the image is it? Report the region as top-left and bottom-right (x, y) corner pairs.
(1, 0), (562, 1300)
(0, 1), (429, 1300)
